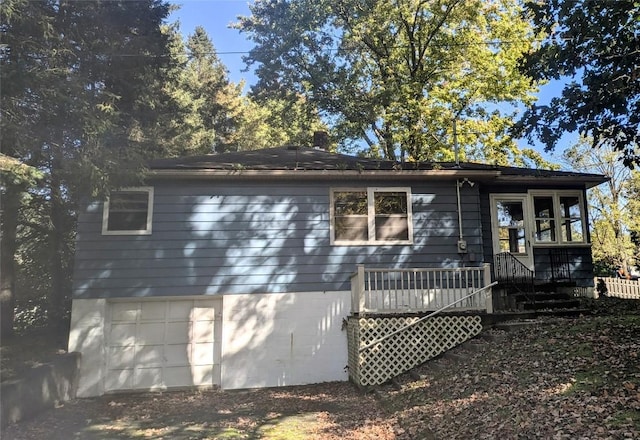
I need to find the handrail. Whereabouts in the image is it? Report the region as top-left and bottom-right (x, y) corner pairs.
(493, 252), (535, 302)
(493, 252), (533, 283)
(358, 282), (497, 353)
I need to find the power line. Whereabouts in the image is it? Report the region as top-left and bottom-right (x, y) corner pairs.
(103, 33), (621, 58)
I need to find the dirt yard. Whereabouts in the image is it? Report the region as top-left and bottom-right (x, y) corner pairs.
(3, 309), (640, 439)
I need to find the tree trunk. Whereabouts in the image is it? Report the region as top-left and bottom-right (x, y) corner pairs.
(1, 187), (22, 339)
(382, 124), (396, 161)
(48, 151), (70, 333)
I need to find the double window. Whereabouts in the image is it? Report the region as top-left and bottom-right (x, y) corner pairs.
(331, 188), (412, 245)
(102, 187), (154, 235)
(531, 191), (585, 244)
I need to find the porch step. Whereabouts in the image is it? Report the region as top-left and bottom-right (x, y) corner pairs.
(493, 319), (546, 332)
(534, 281), (577, 292)
(519, 299), (581, 311)
(513, 291), (572, 302)
(535, 308), (592, 318)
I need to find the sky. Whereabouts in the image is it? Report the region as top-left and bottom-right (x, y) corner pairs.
(170, 1), (572, 166)
(170, 1), (256, 86)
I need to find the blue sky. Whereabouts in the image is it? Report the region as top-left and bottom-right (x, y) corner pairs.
(170, 1), (256, 86)
(170, 1), (571, 166)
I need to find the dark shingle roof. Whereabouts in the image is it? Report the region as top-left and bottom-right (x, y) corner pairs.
(148, 146), (608, 188)
(149, 146), (399, 171)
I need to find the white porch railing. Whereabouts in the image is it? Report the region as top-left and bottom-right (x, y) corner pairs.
(350, 264), (493, 314)
(598, 277), (640, 299)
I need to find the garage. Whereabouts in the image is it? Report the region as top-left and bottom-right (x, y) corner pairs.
(105, 298), (222, 392)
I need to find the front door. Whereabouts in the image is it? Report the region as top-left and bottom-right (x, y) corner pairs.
(490, 194), (533, 269)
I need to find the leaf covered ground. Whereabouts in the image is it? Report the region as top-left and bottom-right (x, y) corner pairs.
(3, 312), (640, 439)
(385, 314), (640, 439)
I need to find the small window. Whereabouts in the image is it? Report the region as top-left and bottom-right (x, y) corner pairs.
(102, 187), (154, 235)
(331, 188), (412, 245)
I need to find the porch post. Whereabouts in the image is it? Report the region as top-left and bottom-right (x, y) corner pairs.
(357, 264), (366, 313)
(483, 263), (493, 314)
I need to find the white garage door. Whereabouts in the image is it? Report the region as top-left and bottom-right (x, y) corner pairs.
(105, 298), (221, 392)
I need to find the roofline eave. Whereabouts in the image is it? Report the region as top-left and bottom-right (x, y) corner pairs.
(148, 168), (608, 189)
(493, 174), (609, 189)
(148, 168), (503, 180)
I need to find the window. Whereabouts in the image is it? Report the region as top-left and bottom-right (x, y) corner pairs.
(102, 187), (154, 235)
(531, 191), (585, 244)
(533, 196), (556, 242)
(496, 200), (526, 254)
(559, 195), (584, 242)
(331, 188), (412, 244)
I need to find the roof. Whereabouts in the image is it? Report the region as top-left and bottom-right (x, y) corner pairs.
(148, 146), (608, 189)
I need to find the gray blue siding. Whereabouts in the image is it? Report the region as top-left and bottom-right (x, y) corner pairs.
(533, 246), (594, 287)
(73, 179), (484, 298)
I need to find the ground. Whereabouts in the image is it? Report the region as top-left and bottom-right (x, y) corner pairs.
(3, 303), (640, 439)
(2, 383), (394, 439)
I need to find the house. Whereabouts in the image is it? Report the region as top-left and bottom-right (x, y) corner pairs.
(68, 146), (607, 396)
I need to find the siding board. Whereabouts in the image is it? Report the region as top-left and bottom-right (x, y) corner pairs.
(73, 180), (485, 298)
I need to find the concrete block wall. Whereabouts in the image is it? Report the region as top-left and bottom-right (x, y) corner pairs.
(1, 352), (81, 428)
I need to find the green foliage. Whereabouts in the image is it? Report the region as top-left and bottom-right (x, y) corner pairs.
(170, 25), (325, 153)
(182, 26), (235, 153)
(0, 155), (43, 188)
(517, 0), (640, 167)
(234, 95), (329, 150)
(237, 0), (543, 165)
(563, 140), (639, 273)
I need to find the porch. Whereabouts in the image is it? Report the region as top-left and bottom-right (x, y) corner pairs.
(347, 264), (495, 387)
(349, 264), (494, 315)
(345, 258), (587, 387)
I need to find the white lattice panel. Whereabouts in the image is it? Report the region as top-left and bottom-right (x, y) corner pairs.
(348, 315), (482, 386)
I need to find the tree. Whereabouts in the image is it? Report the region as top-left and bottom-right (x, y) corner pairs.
(562, 140), (637, 275)
(232, 95), (329, 151)
(181, 26), (237, 153)
(175, 25), (327, 152)
(236, 0), (545, 165)
(517, 0), (640, 167)
(1, 0), (182, 335)
(0, 155), (43, 336)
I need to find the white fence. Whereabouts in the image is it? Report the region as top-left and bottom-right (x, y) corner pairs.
(597, 277), (640, 299)
(350, 264), (493, 314)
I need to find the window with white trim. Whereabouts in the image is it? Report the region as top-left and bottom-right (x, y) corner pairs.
(531, 191), (585, 244)
(102, 187), (154, 235)
(331, 188), (412, 244)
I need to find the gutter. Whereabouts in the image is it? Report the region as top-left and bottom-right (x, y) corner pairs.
(493, 174), (608, 189)
(149, 168), (502, 180)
